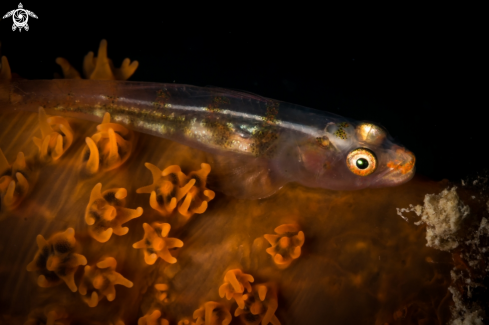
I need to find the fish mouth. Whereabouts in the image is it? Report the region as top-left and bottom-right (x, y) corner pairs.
(383, 166), (416, 185)
(372, 148), (416, 187)
(370, 166), (415, 189)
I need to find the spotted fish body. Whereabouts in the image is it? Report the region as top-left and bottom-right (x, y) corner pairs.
(0, 79), (415, 198)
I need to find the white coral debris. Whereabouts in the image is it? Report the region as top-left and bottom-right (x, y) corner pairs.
(449, 283), (484, 325)
(411, 187), (470, 251)
(399, 186), (489, 324)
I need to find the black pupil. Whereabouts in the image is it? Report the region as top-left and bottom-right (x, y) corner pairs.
(356, 158), (368, 169)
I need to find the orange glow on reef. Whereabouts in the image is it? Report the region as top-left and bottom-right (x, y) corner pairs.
(0, 106), (461, 323)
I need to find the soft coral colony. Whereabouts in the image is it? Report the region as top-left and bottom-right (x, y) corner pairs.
(4, 39), (484, 324)
(0, 40), (299, 324)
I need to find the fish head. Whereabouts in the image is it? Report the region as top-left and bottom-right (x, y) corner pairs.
(296, 121), (415, 190)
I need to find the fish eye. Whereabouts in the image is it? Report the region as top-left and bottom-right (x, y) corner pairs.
(346, 148), (377, 176)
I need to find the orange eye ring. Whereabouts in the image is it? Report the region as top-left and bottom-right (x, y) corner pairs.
(346, 148), (377, 176)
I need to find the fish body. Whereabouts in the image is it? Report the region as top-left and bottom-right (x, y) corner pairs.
(0, 79), (415, 198)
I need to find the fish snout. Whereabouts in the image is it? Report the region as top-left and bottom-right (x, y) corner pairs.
(379, 146), (416, 186)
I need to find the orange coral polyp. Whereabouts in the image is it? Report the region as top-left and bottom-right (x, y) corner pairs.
(0, 55), (12, 80)
(178, 163), (215, 218)
(133, 222), (184, 265)
(235, 284), (280, 325)
(264, 224), (305, 269)
(193, 301), (232, 325)
(0, 149), (32, 210)
(82, 112), (134, 175)
(137, 163), (196, 216)
(55, 39), (139, 80)
(25, 305), (70, 325)
(138, 309), (169, 325)
(154, 283), (170, 302)
(218, 269), (254, 309)
(85, 183), (143, 243)
(78, 257), (133, 307)
(137, 162), (215, 218)
(32, 107), (73, 163)
(26, 228), (87, 292)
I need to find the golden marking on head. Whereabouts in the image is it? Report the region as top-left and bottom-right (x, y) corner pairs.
(334, 122), (350, 139)
(356, 123), (386, 145)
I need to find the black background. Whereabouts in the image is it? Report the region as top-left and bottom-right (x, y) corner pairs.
(0, 2), (484, 184)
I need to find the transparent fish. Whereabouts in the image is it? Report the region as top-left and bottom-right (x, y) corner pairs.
(0, 79), (415, 199)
